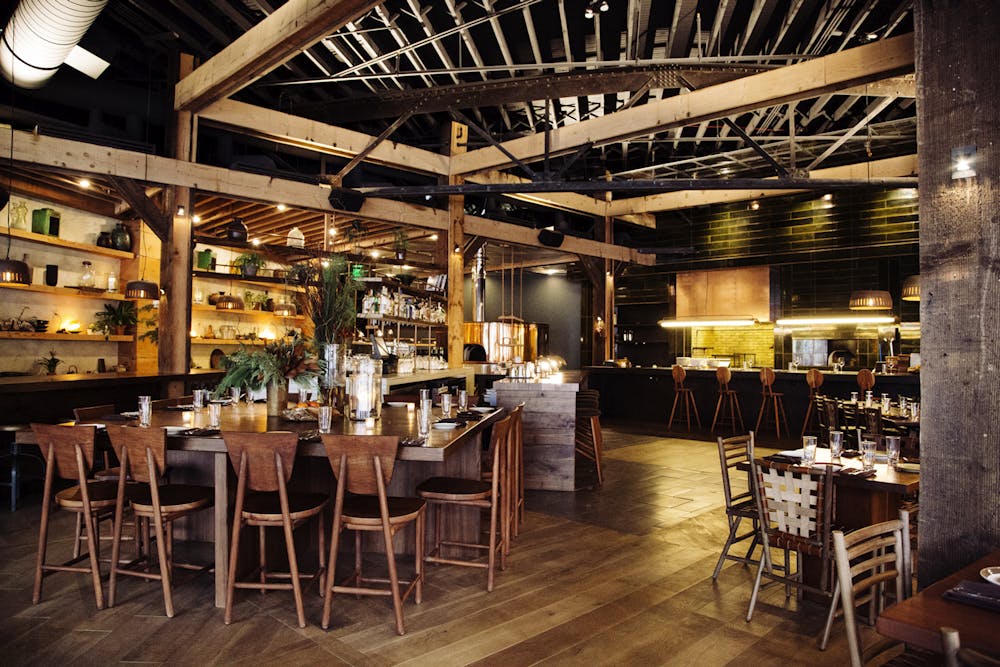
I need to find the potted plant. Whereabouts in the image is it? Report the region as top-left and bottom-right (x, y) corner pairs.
(243, 290), (268, 311)
(35, 350), (63, 375)
(304, 255), (360, 407)
(215, 335), (319, 416)
(233, 251), (265, 277)
(93, 301), (138, 338)
(392, 229), (409, 261)
(287, 262), (314, 285)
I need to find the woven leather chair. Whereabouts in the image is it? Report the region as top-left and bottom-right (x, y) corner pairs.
(712, 433), (760, 579)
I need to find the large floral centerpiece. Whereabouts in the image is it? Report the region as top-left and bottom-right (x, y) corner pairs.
(216, 334), (319, 415)
(302, 255), (359, 407)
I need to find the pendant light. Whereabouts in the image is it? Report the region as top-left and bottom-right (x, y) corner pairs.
(1, 124), (30, 285)
(901, 275), (920, 301)
(272, 300), (297, 317)
(123, 220), (159, 299)
(216, 280), (244, 310)
(848, 289), (893, 311)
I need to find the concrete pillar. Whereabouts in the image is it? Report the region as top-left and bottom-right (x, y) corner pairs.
(916, 0), (1000, 585)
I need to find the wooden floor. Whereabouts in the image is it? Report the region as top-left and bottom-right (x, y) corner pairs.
(0, 422), (875, 666)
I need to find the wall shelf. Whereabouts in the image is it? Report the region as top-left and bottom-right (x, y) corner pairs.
(191, 337), (266, 346)
(8, 227), (135, 259)
(357, 314), (445, 327)
(0, 332), (132, 342)
(191, 303), (304, 320)
(0, 283), (127, 301)
(192, 270), (306, 292)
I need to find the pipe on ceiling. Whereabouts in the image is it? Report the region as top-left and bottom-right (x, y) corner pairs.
(0, 0), (108, 89)
(472, 245), (487, 323)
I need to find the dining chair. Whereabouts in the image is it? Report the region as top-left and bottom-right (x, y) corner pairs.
(222, 431), (328, 629)
(321, 434), (425, 635)
(712, 432), (761, 580)
(824, 511), (935, 666)
(667, 365), (701, 432)
(711, 366), (745, 435)
(509, 403), (526, 539)
(941, 627), (1000, 667)
(31, 423), (120, 609)
(106, 425), (213, 617)
(815, 395), (831, 445)
(746, 459), (836, 626)
(418, 415), (511, 594)
(73, 404), (120, 481)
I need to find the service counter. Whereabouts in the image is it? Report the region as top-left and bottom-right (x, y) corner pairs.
(585, 366), (920, 433)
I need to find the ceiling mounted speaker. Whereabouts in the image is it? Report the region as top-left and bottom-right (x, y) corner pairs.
(0, 186), (9, 210)
(537, 228), (564, 248)
(328, 186), (365, 212)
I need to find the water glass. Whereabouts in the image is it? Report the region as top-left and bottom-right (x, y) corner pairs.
(207, 402), (221, 429)
(829, 430), (844, 459)
(230, 386), (241, 405)
(860, 439), (877, 470)
(138, 395), (151, 427)
(441, 393), (452, 418)
(865, 390), (873, 407)
(885, 435), (901, 469)
(801, 436), (818, 466)
(418, 399), (433, 437)
(458, 389), (468, 412)
(419, 388), (431, 402)
(881, 394), (891, 413)
(193, 389), (207, 410)
(850, 391), (859, 403)
(244, 386), (255, 406)
(318, 406), (333, 433)
(910, 401), (920, 421)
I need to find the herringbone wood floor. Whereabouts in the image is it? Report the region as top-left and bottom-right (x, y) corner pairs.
(1, 422), (871, 665)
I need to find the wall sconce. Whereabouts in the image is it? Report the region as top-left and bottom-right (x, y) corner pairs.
(593, 316), (606, 337)
(176, 204), (185, 216)
(952, 145), (976, 179)
(453, 244), (461, 253)
(749, 200), (760, 211)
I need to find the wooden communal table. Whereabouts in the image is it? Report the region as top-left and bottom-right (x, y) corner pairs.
(18, 402), (503, 607)
(877, 548), (1000, 656)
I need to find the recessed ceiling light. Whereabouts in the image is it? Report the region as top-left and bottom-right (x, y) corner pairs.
(430, 234), (439, 241)
(328, 227), (337, 236)
(276, 203), (287, 211)
(191, 214), (201, 223)
(370, 250), (380, 258)
(251, 238), (261, 246)
(78, 178), (90, 188)
(749, 200), (760, 211)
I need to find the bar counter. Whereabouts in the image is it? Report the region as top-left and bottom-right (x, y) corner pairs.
(0, 369), (225, 425)
(585, 366), (920, 432)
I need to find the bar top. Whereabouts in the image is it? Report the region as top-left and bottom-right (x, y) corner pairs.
(0, 368), (225, 393)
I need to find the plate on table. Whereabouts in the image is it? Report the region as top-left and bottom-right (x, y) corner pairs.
(432, 421), (459, 430)
(980, 567), (1000, 586)
(895, 461), (920, 473)
(386, 401), (410, 408)
(163, 425), (188, 435)
(470, 406), (494, 413)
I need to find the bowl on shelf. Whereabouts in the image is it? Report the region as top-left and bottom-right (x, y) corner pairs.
(33, 320), (49, 332)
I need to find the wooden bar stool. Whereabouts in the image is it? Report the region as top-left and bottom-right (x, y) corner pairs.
(753, 368), (789, 439)
(667, 365), (701, 432)
(106, 426), (213, 617)
(800, 369), (825, 436)
(222, 431), (328, 629)
(323, 434), (425, 635)
(31, 423), (120, 610)
(575, 391), (604, 488)
(856, 368), (875, 393)
(710, 367), (745, 435)
(418, 416), (511, 593)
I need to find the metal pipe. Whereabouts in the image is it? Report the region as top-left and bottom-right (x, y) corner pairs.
(472, 245), (486, 322)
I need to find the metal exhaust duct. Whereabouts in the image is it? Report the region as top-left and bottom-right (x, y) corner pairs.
(472, 245), (486, 322)
(1, 0), (109, 89)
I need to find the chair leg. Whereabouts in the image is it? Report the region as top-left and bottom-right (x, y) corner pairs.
(773, 396), (782, 439)
(746, 552), (767, 622)
(150, 509), (174, 618)
(712, 515), (742, 580)
(281, 510), (306, 629)
(321, 506), (343, 630)
(667, 393), (682, 431)
(689, 393), (701, 429)
(381, 522), (405, 635)
(591, 415), (604, 487)
(711, 394), (725, 432)
(487, 493), (498, 592)
(81, 508), (104, 610)
(414, 510), (424, 604)
(801, 400), (815, 437)
(32, 459), (55, 605)
(259, 525), (267, 593)
(819, 578), (840, 650)
(224, 496), (244, 625)
(733, 394), (745, 432)
(754, 396), (768, 433)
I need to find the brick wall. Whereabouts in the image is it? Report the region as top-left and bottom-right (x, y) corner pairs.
(691, 324), (775, 367)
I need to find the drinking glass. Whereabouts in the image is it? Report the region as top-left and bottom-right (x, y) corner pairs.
(207, 402), (221, 429)
(910, 402), (920, 421)
(881, 394), (891, 413)
(885, 435), (901, 469)
(860, 439), (877, 470)
(850, 391), (859, 403)
(865, 390), (873, 407)
(458, 389), (468, 412)
(441, 393), (452, 418)
(193, 389), (206, 410)
(801, 435), (818, 466)
(138, 395), (151, 427)
(318, 406), (333, 433)
(244, 386), (255, 406)
(419, 388), (431, 403)
(230, 386), (241, 405)
(418, 399), (433, 437)
(829, 430), (844, 460)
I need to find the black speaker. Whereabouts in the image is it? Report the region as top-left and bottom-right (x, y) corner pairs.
(537, 228), (564, 247)
(328, 186), (365, 212)
(0, 187), (8, 211)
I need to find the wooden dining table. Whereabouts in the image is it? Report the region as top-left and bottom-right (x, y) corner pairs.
(17, 401), (504, 607)
(876, 548), (1000, 656)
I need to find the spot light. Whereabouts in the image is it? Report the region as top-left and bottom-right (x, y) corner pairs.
(822, 193), (833, 201)
(251, 238), (261, 246)
(952, 146), (976, 179)
(192, 214), (201, 223)
(276, 203), (287, 211)
(430, 234), (439, 241)
(78, 178), (90, 189)
(176, 204), (185, 216)
(453, 244), (461, 254)
(749, 200), (760, 211)
(328, 228), (337, 236)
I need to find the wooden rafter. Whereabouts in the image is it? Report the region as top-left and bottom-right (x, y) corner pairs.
(107, 176), (171, 241)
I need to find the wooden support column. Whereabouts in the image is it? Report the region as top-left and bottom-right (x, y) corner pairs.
(917, 0), (1000, 586)
(160, 54), (196, 385)
(447, 122), (468, 368)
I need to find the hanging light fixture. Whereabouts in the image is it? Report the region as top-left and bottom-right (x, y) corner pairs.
(123, 221), (160, 299)
(272, 301), (297, 317)
(848, 289), (893, 310)
(901, 275), (920, 301)
(0, 125), (29, 284)
(215, 293), (244, 310)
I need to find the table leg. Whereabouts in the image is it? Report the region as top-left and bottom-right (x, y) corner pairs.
(214, 451), (229, 608)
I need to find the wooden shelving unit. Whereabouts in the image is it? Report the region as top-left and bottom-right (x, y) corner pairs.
(1, 283), (127, 301)
(0, 332), (132, 342)
(7, 228), (135, 259)
(191, 303), (304, 321)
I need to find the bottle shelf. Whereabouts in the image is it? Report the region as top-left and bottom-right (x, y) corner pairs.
(0, 331), (132, 342)
(191, 337), (266, 346)
(0, 283), (127, 300)
(357, 315), (445, 327)
(191, 304), (304, 320)
(8, 227), (135, 259)
(192, 270), (306, 292)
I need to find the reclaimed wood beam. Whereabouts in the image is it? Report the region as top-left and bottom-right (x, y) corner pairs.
(107, 176), (171, 241)
(453, 34), (915, 174)
(174, 0), (377, 112)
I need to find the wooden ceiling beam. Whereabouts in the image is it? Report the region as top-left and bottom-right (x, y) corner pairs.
(452, 34), (915, 175)
(5, 130), (646, 264)
(107, 176), (171, 241)
(174, 0), (378, 112)
(3, 173), (119, 218)
(605, 154), (918, 215)
(198, 99), (448, 176)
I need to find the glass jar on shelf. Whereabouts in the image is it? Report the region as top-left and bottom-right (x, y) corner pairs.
(80, 260), (95, 287)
